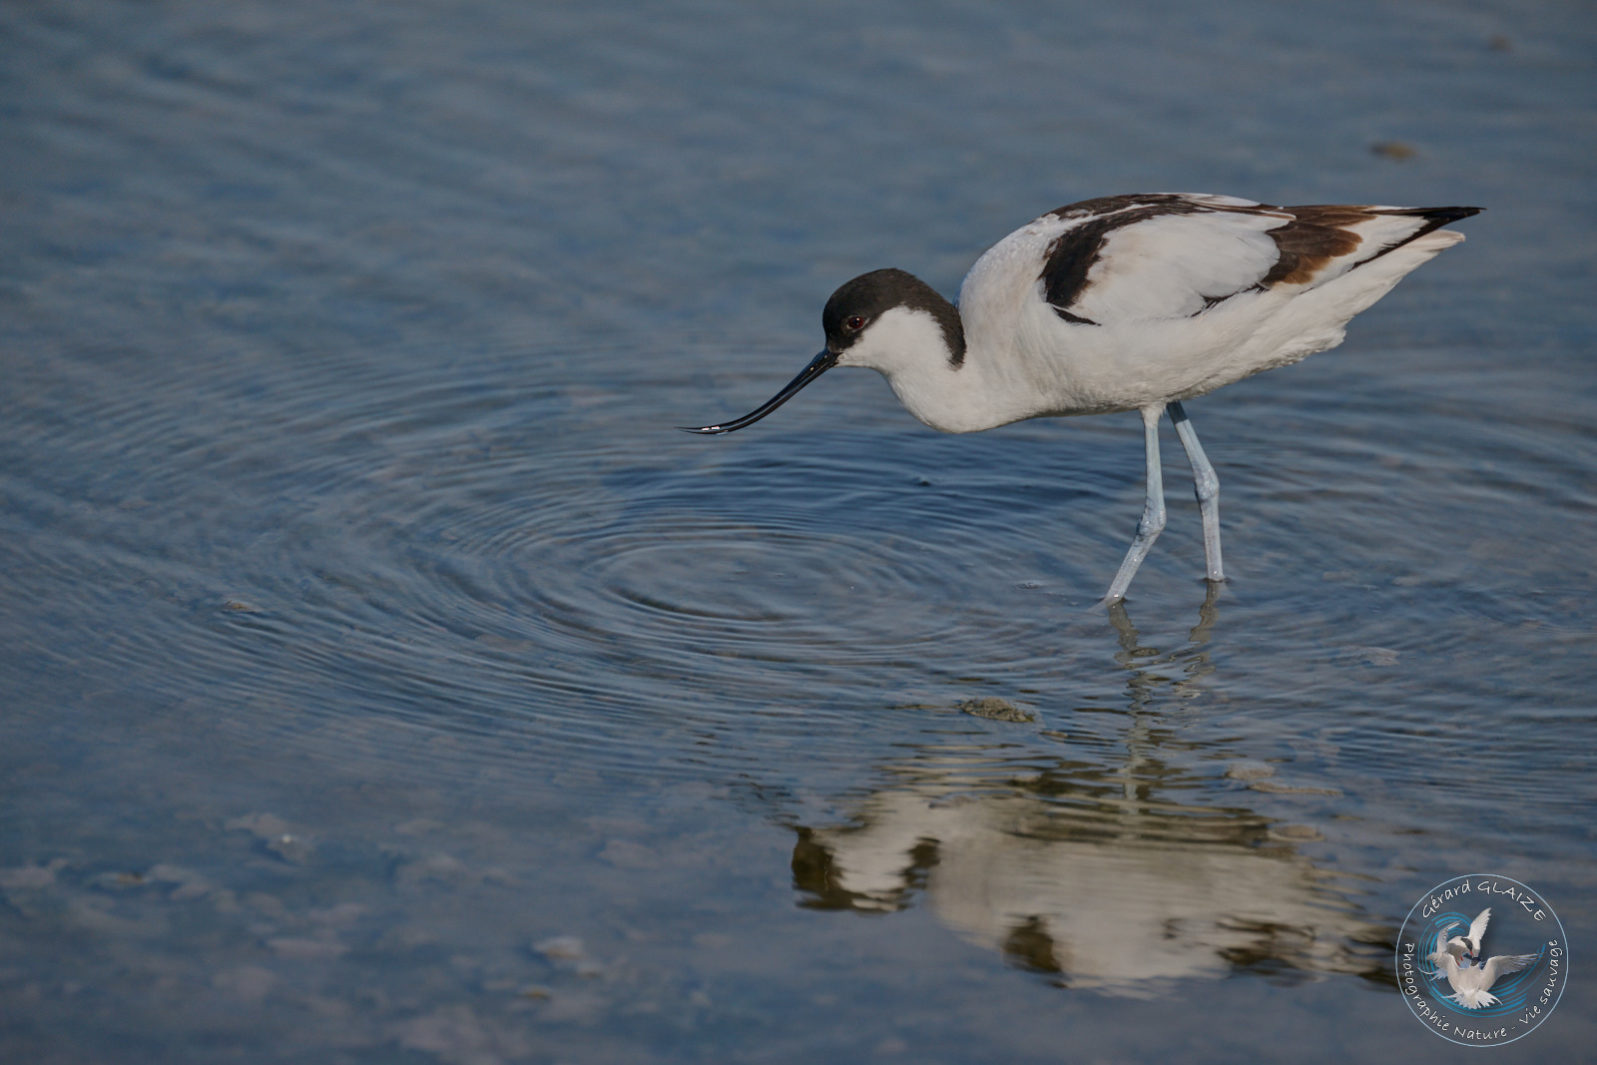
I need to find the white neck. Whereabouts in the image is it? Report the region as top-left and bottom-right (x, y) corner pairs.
(840, 306), (1021, 433)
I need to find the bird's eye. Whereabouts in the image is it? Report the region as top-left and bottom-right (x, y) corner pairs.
(845, 315), (866, 331)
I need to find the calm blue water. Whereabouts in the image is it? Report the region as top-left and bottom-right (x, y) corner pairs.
(2, 1), (1594, 1061)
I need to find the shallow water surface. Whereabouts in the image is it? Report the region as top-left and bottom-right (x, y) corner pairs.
(2, 1), (1595, 1062)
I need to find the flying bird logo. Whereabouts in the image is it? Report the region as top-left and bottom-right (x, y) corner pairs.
(1426, 907), (1540, 1010)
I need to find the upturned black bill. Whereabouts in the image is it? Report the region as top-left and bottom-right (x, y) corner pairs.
(679, 349), (838, 434)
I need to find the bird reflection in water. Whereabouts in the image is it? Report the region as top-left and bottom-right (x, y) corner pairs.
(1104, 580), (1221, 714)
(791, 589), (1388, 994)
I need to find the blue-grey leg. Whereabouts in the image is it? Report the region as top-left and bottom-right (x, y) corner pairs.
(1166, 401), (1224, 582)
(1104, 405), (1167, 603)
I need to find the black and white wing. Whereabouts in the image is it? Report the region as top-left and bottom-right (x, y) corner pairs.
(1429, 923), (1461, 972)
(1036, 193), (1480, 327)
(1480, 953), (1539, 985)
(1465, 908), (1492, 953)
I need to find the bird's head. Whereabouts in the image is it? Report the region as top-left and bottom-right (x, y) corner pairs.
(821, 268), (966, 376)
(680, 269), (964, 435)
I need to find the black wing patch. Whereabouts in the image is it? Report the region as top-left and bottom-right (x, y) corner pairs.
(1040, 195), (1207, 325)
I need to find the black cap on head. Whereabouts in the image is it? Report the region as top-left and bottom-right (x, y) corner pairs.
(822, 268), (966, 366)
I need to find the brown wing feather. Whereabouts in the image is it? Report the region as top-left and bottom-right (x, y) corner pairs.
(1263, 205), (1482, 286)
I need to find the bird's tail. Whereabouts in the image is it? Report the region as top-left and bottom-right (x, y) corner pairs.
(1448, 988), (1500, 1010)
(1381, 205), (1483, 239)
(1351, 205), (1480, 263)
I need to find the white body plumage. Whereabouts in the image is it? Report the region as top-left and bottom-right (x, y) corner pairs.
(687, 193), (1480, 602)
(857, 194), (1469, 432)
